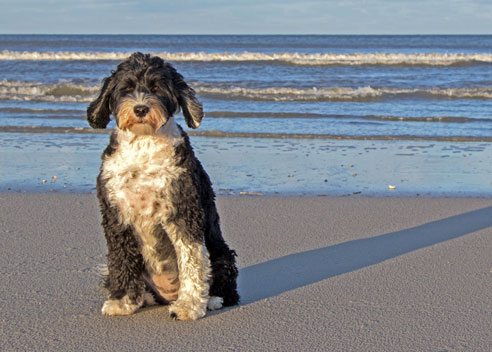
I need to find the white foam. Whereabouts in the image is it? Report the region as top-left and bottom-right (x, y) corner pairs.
(1, 50), (492, 66)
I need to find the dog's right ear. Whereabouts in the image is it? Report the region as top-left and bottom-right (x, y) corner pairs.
(87, 73), (115, 129)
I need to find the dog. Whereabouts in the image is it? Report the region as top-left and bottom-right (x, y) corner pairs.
(87, 52), (239, 321)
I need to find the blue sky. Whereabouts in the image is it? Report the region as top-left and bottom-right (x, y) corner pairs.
(1, 0), (491, 34)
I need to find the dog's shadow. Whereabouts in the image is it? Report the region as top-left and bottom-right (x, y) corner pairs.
(237, 205), (492, 305)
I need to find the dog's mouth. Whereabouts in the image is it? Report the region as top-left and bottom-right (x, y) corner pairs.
(127, 122), (158, 136)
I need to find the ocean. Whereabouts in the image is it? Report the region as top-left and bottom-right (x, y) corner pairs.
(1, 35), (491, 195)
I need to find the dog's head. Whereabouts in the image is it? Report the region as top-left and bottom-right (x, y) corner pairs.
(87, 52), (203, 135)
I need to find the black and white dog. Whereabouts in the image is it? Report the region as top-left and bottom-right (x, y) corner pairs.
(87, 52), (239, 321)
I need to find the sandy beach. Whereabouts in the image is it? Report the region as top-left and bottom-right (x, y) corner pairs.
(1, 193), (491, 351)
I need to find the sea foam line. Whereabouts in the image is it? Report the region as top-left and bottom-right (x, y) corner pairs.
(1, 50), (492, 66)
(205, 111), (492, 123)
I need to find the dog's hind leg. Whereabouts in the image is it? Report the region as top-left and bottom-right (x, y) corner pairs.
(204, 206), (240, 307)
(162, 224), (210, 321)
(208, 247), (240, 307)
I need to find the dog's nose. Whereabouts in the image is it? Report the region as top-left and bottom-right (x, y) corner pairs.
(134, 105), (149, 118)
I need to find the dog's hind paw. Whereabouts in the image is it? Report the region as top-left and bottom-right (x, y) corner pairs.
(143, 292), (158, 306)
(101, 296), (142, 316)
(207, 296), (223, 311)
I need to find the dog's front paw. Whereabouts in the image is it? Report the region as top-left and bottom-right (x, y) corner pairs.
(101, 296), (142, 316)
(169, 300), (207, 321)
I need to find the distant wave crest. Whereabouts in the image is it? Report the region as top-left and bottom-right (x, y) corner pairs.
(1, 50), (492, 66)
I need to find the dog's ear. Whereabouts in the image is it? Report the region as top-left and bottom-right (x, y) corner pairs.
(87, 73), (115, 129)
(171, 68), (204, 129)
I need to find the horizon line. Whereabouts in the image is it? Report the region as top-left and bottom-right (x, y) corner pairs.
(1, 33), (491, 36)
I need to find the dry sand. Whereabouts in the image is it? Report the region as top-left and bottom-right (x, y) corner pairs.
(1, 194), (491, 351)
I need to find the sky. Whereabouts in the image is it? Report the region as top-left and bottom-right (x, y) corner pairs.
(1, 0), (491, 35)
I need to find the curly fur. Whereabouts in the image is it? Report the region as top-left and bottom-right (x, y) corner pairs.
(88, 52), (239, 321)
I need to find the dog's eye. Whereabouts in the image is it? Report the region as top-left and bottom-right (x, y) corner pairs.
(125, 87), (133, 92)
(151, 86), (159, 93)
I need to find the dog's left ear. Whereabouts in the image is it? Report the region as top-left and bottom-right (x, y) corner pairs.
(87, 73), (115, 129)
(171, 68), (204, 129)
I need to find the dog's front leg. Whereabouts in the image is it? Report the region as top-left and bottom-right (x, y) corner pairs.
(163, 222), (210, 321)
(99, 206), (146, 316)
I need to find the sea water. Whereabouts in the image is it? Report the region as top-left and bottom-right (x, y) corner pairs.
(0, 35), (491, 194)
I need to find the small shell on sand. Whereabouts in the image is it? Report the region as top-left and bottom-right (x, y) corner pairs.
(240, 191), (264, 196)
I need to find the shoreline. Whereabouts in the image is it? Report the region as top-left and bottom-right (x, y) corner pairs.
(1, 133), (492, 197)
(1, 194), (491, 351)
(2, 126), (492, 143)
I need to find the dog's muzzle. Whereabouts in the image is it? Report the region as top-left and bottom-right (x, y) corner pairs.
(134, 105), (150, 118)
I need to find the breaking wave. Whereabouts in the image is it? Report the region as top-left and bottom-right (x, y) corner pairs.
(0, 80), (97, 103)
(196, 85), (492, 102)
(1, 80), (491, 103)
(1, 50), (492, 66)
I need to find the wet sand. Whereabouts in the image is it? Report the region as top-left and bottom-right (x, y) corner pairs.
(1, 194), (491, 351)
(1, 133), (492, 196)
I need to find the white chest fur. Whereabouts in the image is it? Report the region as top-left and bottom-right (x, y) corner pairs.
(101, 130), (185, 271)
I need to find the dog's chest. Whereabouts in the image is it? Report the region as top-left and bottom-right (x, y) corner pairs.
(102, 136), (184, 225)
